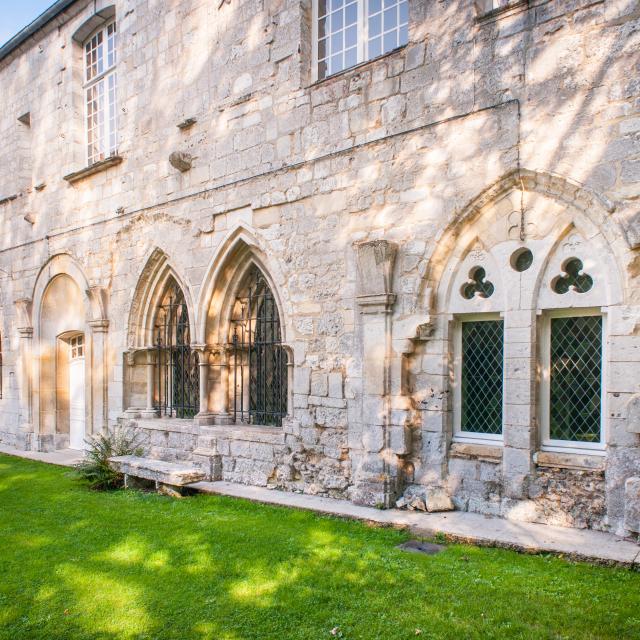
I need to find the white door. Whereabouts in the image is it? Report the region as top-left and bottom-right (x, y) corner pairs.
(69, 335), (86, 450)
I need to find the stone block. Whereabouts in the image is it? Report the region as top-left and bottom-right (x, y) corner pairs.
(625, 394), (640, 434)
(389, 425), (411, 455)
(624, 477), (640, 534)
(310, 371), (329, 397)
(294, 367), (311, 395)
(328, 372), (343, 398)
(425, 489), (454, 512)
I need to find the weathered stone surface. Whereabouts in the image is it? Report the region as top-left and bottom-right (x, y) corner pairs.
(624, 477), (640, 534)
(425, 489), (454, 513)
(0, 0), (638, 537)
(109, 455), (205, 486)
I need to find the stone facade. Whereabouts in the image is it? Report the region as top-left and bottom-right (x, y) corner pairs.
(1, 0), (639, 535)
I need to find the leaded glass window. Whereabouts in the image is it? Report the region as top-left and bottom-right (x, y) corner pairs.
(315, 0), (408, 80)
(460, 319), (504, 436)
(549, 315), (602, 443)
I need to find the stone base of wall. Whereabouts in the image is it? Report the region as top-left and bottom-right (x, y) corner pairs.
(407, 452), (608, 531)
(125, 417), (352, 498)
(126, 418), (199, 463)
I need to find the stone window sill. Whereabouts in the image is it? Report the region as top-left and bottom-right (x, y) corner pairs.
(475, 0), (529, 23)
(63, 155), (123, 184)
(307, 45), (408, 89)
(534, 450), (605, 472)
(450, 442), (503, 463)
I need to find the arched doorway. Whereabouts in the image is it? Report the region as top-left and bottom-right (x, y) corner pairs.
(153, 277), (199, 418)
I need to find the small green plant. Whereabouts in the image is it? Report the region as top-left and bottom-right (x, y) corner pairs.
(75, 426), (145, 490)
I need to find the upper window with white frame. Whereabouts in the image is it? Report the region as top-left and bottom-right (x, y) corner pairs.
(83, 21), (117, 165)
(314, 0), (409, 80)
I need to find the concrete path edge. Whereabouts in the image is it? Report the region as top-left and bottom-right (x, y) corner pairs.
(1, 444), (638, 568)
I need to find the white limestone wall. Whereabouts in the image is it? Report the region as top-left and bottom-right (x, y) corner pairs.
(0, 0), (638, 533)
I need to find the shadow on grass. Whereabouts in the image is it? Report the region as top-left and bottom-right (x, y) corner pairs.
(0, 454), (639, 640)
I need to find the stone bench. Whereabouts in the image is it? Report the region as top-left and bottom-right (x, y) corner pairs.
(109, 455), (205, 496)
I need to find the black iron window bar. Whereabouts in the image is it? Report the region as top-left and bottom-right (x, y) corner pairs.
(231, 267), (288, 427)
(154, 281), (199, 418)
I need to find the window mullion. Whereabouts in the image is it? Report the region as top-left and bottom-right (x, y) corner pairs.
(360, 0), (367, 64)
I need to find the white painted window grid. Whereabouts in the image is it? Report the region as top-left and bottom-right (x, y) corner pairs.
(313, 0), (409, 81)
(452, 313), (505, 445)
(70, 334), (85, 359)
(84, 21), (117, 165)
(538, 307), (606, 455)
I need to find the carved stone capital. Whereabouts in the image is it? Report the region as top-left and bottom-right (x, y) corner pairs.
(88, 319), (109, 333)
(87, 285), (108, 323)
(353, 240), (397, 299)
(356, 293), (396, 315)
(14, 298), (32, 331)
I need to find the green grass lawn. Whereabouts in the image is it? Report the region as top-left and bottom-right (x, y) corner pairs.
(0, 454), (638, 640)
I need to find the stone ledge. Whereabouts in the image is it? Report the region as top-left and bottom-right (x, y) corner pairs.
(199, 424), (285, 445)
(109, 455), (205, 486)
(63, 155), (123, 184)
(475, 0), (529, 23)
(450, 442), (503, 463)
(131, 418), (199, 435)
(534, 450), (605, 472)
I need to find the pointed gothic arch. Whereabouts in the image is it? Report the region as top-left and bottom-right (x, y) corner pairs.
(197, 226), (292, 426)
(127, 248), (197, 350)
(423, 168), (627, 313)
(125, 248), (199, 418)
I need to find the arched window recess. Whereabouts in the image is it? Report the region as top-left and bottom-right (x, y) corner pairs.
(153, 278), (199, 418)
(229, 265), (288, 427)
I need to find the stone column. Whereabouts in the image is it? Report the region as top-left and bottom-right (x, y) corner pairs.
(88, 319), (109, 435)
(502, 311), (535, 500)
(194, 344), (215, 425)
(141, 349), (158, 418)
(213, 347), (233, 425)
(351, 240), (401, 508)
(14, 298), (33, 450)
(16, 327), (34, 450)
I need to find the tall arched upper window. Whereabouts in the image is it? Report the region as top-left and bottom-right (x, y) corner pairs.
(84, 20), (117, 165)
(230, 266), (288, 426)
(153, 278), (199, 418)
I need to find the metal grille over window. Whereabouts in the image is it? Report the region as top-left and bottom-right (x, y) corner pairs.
(154, 279), (199, 418)
(549, 316), (602, 442)
(461, 320), (504, 435)
(231, 266), (288, 427)
(316, 0), (408, 80)
(84, 21), (117, 165)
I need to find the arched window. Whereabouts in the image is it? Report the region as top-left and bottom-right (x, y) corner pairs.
(230, 266), (288, 426)
(154, 278), (199, 418)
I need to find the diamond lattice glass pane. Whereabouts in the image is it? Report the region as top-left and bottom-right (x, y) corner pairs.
(550, 316), (602, 442)
(461, 320), (504, 435)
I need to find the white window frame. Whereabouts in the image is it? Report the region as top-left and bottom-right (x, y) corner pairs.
(83, 20), (117, 166)
(312, 0), (409, 81)
(538, 307), (606, 455)
(452, 313), (505, 446)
